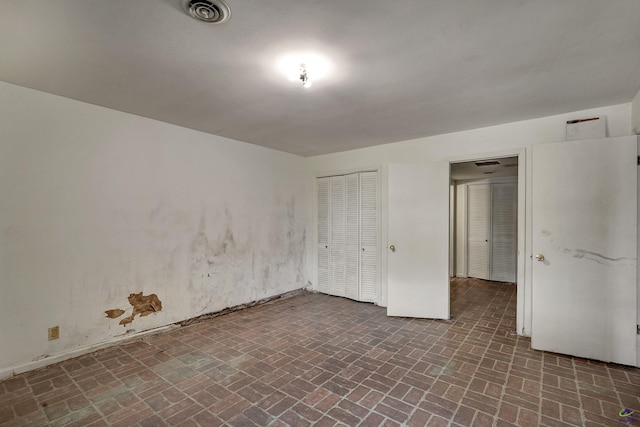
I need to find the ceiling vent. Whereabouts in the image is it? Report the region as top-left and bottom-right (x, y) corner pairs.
(183, 0), (231, 24)
(475, 161), (500, 167)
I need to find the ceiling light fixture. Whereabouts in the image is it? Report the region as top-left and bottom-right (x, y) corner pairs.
(277, 53), (332, 88)
(299, 64), (312, 88)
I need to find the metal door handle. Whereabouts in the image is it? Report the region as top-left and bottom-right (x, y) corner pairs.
(535, 254), (545, 262)
(389, 245), (396, 252)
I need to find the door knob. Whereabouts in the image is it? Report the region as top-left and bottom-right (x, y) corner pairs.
(535, 254), (545, 262)
(389, 244), (396, 252)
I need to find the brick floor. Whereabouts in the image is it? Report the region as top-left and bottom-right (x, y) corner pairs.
(1, 278), (639, 426)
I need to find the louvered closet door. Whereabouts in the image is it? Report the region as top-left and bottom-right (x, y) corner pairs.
(317, 172), (379, 303)
(345, 174), (360, 300)
(317, 178), (330, 293)
(330, 176), (346, 296)
(467, 184), (491, 280)
(490, 182), (517, 282)
(359, 172), (378, 302)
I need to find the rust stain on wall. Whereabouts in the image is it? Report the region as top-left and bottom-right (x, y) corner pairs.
(106, 292), (163, 327)
(104, 309), (125, 319)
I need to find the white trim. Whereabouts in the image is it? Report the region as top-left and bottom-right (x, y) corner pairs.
(376, 167), (384, 306)
(316, 165), (380, 179)
(455, 183), (468, 278)
(447, 149), (524, 164)
(0, 325), (177, 381)
(517, 150), (527, 335)
(457, 176), (518, 185)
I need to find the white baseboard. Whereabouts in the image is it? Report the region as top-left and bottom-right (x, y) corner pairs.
(0, 288), (306, 381)
(0, 324), (177, 381)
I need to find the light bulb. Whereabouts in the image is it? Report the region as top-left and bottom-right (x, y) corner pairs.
(299, 64), (312, 88)
(277, 53), (332, 86)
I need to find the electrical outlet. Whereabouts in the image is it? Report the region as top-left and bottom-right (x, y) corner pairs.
(48, 326), (60, 341)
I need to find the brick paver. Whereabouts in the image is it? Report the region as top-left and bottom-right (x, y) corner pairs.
(1, 278), (639, 426)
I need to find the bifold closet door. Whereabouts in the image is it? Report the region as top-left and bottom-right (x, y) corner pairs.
(317, 172), (379, 302)
(317, 178), (330, 293)
(330, 176), (346, 296)
(466, 181), (517, 282)
(467, 184), (491, 280)
(359, 172), (378, 302)
(491, 182), (517, 282)
(345, 174), (359, 300)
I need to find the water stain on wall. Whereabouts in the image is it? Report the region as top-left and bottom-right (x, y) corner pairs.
(185, 196), (306, 315)
(105, 292), (162, 326)
(261, 196), (306, 293)
(188, 207), (252, 310)
(190, 208), (239, 273)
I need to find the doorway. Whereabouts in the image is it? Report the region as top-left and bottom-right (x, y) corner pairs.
(450, 157), (519, 325)
(386, 154), (525, 331)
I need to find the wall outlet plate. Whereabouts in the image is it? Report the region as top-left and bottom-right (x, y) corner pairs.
(48, 326), (60, 341)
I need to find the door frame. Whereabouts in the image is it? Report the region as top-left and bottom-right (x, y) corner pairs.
(447, 149), (526, 335)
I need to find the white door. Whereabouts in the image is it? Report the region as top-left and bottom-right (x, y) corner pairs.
(317, 178), (330, 293)
(330, 176), (346, 297)
(359, 172), (379, 302)
(317, 172), (380, 303)
(388, 162), (450, 319)
(345, 173), (360, 300)
(532, 136), (637, 366)
(467, 184), (491, 280)
(491, 182), (517, 282)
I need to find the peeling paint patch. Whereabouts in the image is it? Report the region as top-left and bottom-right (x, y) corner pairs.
(119, 315), (135, 326)
(104, 309), (125, 319)
(106, 293), (163, 327)
(129, 292), (162, 316)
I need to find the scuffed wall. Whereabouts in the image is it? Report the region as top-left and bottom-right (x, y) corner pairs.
(0, 81), (306, 376)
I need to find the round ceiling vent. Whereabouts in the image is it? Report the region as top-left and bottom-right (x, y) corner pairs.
(183, 0), (231, 24)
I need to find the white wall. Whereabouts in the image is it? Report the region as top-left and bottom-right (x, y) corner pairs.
(632, 87), (640, 135)
(0, 82), (307, 378)
(1, 80), (636, 377)
(305, 103), (632, 337)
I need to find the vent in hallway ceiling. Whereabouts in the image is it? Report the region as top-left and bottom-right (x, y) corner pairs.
(183, 0), (231, 24)
(475, 161), (500, 167)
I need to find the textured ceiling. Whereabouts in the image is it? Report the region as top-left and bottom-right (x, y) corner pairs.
(1, 0), (639, 156)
